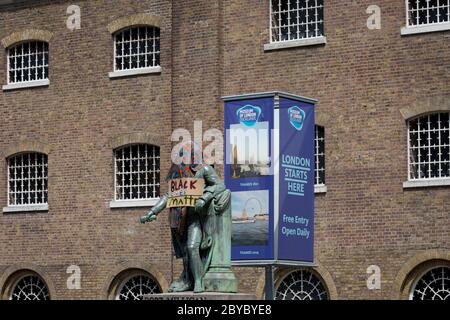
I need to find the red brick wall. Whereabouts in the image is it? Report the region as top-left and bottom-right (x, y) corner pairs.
(219, 0), (450, 299)
(0, 0), (174, 299)
(0, 0), (448, 299)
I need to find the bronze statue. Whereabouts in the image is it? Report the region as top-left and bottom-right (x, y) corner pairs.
(140, 143), (237, 293)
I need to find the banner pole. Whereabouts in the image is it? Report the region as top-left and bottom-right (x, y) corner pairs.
(265, 265), (275, 300)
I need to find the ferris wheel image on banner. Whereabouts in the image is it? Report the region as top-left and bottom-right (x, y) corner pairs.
(237, 197), (263, 222)
(231, 190), (269, 247)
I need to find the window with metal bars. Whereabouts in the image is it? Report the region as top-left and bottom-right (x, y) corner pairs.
(10, 275), (50, 300)
(114, 144), (160, 201)
(408, 112), (450, 180)
(270, 0), (324, 42)
(117, 274), (161, 300)
(7, 41), (48, 84)
(410, 266), (450, 300)
(114, 26), (160, 72)
(315, 125), (325, 186)
(7, 152), (48, 206)
(276, 269), (329, 300)
(406, 0), (450, 27)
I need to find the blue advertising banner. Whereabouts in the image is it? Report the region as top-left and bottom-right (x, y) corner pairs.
(277, 97), (315, 262)
(224, 92), (315, 264)
(224, 97), (275, 261)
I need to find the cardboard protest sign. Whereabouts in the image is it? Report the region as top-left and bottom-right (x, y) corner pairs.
(167, 178), (205, 208)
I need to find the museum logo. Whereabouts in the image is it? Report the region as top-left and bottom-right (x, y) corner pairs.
(237, 105), (262, 127)
(288, 106), (306, 131)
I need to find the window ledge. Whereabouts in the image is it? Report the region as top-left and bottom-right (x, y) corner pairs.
(109, 199), (160, 208)
(264, 36), (327, 51)
(3, 204), (49, 213)
(2, 79), (49, 91)
(401, 23), (450, 36)
(108, 67), (161, 79)
(314, 185), (327, 194)
(403, 179), (450, 189)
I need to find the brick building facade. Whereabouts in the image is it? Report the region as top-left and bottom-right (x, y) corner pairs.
(0, 0), (448, 300)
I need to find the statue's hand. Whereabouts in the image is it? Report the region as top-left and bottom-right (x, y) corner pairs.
(140, 211), (157, 224)
(139, 215), (148, 224)
(194, 198), (206, 213)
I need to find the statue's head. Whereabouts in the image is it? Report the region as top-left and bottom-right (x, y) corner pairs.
(167, 141), (203, 180)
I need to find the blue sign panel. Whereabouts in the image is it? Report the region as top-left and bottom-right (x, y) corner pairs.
(225, 97), (275, 261)
(224, 93), (315, 264)
(277, 97), (315, 262)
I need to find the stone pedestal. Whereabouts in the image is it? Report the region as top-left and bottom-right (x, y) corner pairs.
(203, 268), (238, 293)
(202, 194), (238, 293)
(143, 292), (257, 300)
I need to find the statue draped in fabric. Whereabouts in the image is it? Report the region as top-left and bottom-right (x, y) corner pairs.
(140, 143), (237, 293)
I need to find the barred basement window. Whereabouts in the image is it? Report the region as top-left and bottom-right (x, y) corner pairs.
(117, 274), (161, 300)
(276, 269), (329, 300)
(406, 0), (450, 27)
(114, 144), (160, 201)
(411, 266), (450, 300)
(408, 113), (450, 180)
(11, 275), (50, 300)
(7, 153), (48, 206)
(270, 0), (324, 42)
(315, 125), (325, 186)
(114, 26), (160, 72)
(7, 41), (48, 84)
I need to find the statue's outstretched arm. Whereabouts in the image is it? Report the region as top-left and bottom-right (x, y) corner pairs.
(151, 193), (169, 214)
(140, 193), (168, 224)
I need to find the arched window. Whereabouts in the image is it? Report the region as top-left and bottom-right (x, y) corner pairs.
(7, 152), (48, 207)
(411, 266), (450, 300)
(116, 272), (162, 300)
(7, 41), (48, 85)
(314, 125), (325, 186)
(408, 112), (450, 180)
(276, 269), (329, 300)
(114, 144), (160, 202)
(10, 273), (50, 300)
(114, 26), (160, 72)
(270, 0), (324, 43)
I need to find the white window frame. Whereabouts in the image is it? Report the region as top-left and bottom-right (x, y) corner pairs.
(2, 41), (50, 91)
(10, 274), (50, 300)
(314, 125), (327, 194)
(409, 265), (450, 300)
(275, 269), (329, 300)
(404, 112), (450, 189)
(3, 152), (49, 213)
(115, 273), (161, 300)
(265, 0), (327, 51)
(109, 26), (161, 79)
(109, 144), (160, 208)
(401, 0), (450, 35)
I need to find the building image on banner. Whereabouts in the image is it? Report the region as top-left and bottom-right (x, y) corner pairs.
(229, 117), (270, 179)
